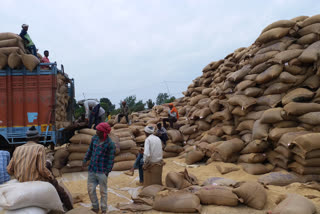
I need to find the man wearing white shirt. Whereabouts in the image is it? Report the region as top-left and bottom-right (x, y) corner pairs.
(79, 99), (105, 129)
(142, 126), (163, 187)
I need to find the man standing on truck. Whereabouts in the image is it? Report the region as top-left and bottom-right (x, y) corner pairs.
(19, 24), (37, 57)
(78, 99), (105, 129)
(82, 122), (116, 214)
(40, 50), (50, 70)
(0, 150), (10, 185)
(7, 126), (73, 211)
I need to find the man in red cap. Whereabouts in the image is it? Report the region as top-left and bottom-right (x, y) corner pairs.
(163, 103), (179, 128)
(118, 101), (129, 124)
(82, 122), (116, 214)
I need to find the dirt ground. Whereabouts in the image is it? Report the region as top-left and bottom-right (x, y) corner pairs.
(59, 157), (320, 214)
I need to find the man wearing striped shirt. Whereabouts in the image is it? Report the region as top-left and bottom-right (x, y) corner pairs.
(83, 122), (116, 214)
(7, 126), (73, 211)
(0, 150), (10, 184)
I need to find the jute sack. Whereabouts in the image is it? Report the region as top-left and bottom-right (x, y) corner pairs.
(79, 128), (96, 136)
(301, 14), (320, 27)
(53, 149), (69, 169)
(167, 130), (183, 142)
(0, 181), (63, 211)
(0, 32), (20, 40)
(143, 161), (164, 187)
(289, 162), (320, 175)
(138, 184), (165, 198)
(275, 145), (292, 159)
(298, 112), (320, 125)
(0, 52), (7, 69)
(180, 124), (198, 135)
(196, 185), (238, 206)
(202, 177), (237, 187)
(112, 160), (135, 171)
(227, 64), (251, 82)
(260, 108), (284, 124)
(227, 95), (256, 109)
(69, 134), (92, 144)
(164, 144), (184, 153)
(257, 94), (282, 108)
(278, 131), (310, 148)
(263, 82), (292, 95)
(291, 148), (320, 159)
(153, 191), (201, 213)
(256, 27), (290, 43)
(216, 165), (240, 174)
(67, 160), (84, 168)
(163, 151), (178, 158)
(165, 169), (198, 190)
(282, 88), (314, 105)
(213, 138), (244, 162)
(60, 166), (87, 173)
(114, 152), (136, 162)
(297, 33), (319, 45)
(261, 20), (295, 33)
(118, 140), (136, 150)
(185, 150), (204, 165)
(270, 193), (316, 214)
(293, 155), (320, 167)
(240, 140), (268, 154)
(21, 54), (40, 71)
(135, 135), (146, 143)
(236, 120), (254, 131)
(271, 49), (303, 64)
(238, 153), (267, 163)
(252, 119), (270, 140)
(241, 163), (274, 175)
(284, 102), (320, 116)
(8, 52), (22, 69)
(0, 47), (22, 55)
(290, 133), (320, 155)
(299, 23), (320, 36)
(258, 172), (305, 186)
(68, 152), (86, 161)
(233, 181), (267, 210)
(67, 144), (89, 153)
(0, 38), (19, 48)
(298, 40), (320, 63)
(113, 123), (129, 129)
(250, 51), (279, 67)
(279, 71), (297, 83)
(269, 127), (305, 142)
(256, 64), (283, 84)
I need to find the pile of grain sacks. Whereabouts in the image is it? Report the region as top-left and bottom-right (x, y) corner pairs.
(172, 14), (320, 177)
(0, 32), (41, 71)
(55, 73), (71, 129)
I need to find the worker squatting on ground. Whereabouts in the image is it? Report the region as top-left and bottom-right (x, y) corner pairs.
(118, 101), (129, 124)
(19, 24), (37, 57)
(6, 126), (73, 211)
(78, 99), (105, 129)
(0, 150), (10, 185)
(163, 103), (179, 128)
(125, 126), (163, 186)
(82, 122), (116, 214)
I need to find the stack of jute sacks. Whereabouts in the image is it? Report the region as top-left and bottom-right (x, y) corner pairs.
(0, 32), (40, 71)
(55, 73), (71, 129)
(170, 14), (320, 177)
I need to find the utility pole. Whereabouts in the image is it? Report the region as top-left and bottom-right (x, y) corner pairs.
(163, 81), (171, 96)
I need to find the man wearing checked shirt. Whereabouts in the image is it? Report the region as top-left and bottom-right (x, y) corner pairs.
(82, 122), (116, 214)
(0, 150), (10, 184)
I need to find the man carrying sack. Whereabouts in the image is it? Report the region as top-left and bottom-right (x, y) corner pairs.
(142, 126), (164, 187)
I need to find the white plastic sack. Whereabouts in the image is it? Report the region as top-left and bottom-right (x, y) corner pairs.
(0, 181), (63, 211)
(4, 207), (48, 214)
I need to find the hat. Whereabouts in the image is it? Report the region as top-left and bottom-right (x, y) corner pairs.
(169, 103), (173, 107)
(144, 126), (154, 134)
(26, 126), (40, 138)
(22, 24), (29, 28)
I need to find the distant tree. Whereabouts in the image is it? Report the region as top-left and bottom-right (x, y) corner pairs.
(146, 99), (155, 109)
(100, 97), (115, 112)
(156, 93), (176, 105)
(156, 93), (169, 105)
(120, 95), (145, 113)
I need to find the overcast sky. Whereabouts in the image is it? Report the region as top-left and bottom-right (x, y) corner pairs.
(2, 0), (320, 106)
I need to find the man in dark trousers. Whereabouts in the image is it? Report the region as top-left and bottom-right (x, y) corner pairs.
(19, 24), (37, 57)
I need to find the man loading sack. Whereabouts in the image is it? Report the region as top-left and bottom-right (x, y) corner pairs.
(142, 126), (164, 187)
(78, 99), (105, 129)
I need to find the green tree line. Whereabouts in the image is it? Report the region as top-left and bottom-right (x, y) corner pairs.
(74, 93), (175, 119)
